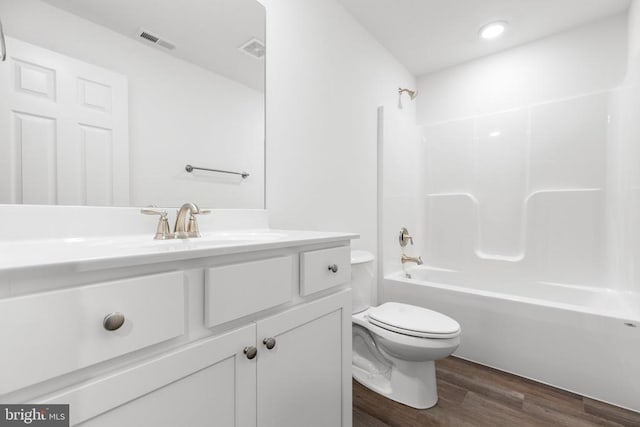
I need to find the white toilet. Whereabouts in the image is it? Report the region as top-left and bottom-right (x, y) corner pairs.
(350, 250), (461, 409)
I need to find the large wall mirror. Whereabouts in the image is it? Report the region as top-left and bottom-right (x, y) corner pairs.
(0, 0), (265, 208)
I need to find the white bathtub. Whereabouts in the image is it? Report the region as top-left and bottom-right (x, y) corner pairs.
(382, 266), (640, 412)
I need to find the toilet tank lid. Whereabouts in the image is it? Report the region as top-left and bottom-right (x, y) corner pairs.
(351, 250), (375, 265)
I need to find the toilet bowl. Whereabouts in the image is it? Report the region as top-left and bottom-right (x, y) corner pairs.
(350, 251), (461, 409)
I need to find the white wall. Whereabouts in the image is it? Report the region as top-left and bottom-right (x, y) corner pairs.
(412, 15), (628, 289)
(417, 15), (627, 125)
(0, 0), (264, 208)
(263, 0), (416, 258)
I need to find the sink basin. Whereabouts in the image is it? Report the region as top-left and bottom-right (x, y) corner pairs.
(114, 230), (288, 250)
(201, 231), (288, 241)
(0, 228), (357, 273)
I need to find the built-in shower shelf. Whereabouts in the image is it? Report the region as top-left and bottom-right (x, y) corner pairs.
(474, 251), (524, 262)
(424, 188), (604, 285)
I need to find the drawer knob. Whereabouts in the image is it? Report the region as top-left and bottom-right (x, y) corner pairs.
(263, 337), (277, 350)
(103, 312), (125, 331)
(244, 346), (258, 360)
(328, 264), (339, 273)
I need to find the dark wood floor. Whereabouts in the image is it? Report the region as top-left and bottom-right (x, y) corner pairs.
(353, 356), (640, 427)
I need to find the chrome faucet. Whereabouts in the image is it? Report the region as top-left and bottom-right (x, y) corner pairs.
(174, 202), (210, 239)
(142, 203), (210, 240)
(401, 254), (423, 265)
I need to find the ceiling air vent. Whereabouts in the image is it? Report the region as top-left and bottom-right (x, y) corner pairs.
(239, 38), (265, 59)
(137, 29), (176, 51)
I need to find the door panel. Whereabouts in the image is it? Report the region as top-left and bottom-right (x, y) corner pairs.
(79, 359), (236, 427)
(41, 325), (257, 427)
(0, 36), (128, 206)
(14, 112), (57, 204)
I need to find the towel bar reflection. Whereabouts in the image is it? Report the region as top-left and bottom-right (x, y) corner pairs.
(185, 164), (250, 179)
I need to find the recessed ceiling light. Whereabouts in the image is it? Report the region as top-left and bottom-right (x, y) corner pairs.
(480, 21), (507, 40)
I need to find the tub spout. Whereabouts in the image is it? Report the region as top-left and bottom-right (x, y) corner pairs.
(401, 254), (423, 265)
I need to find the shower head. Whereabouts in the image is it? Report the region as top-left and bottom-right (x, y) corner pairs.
(399, 88), (417, 99)
(398, 87), (418, 109)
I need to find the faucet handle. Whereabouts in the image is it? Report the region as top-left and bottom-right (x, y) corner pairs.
(186, 214), (201, 237)
(399, 227), (414, 247)
(141, 208), (167, 217)
(140, 208), (172, 240)
(186, 209), (210, 238)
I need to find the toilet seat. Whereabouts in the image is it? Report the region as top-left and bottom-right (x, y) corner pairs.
(368, 302), (460, 339)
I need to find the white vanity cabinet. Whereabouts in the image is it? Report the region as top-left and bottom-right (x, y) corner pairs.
(0, 237), (354, 427)
(256, 290), (351, 427)
(53, 324), (258, 427)
(0, 271), (187, 395)
(53, 290), (351, 427)
(204, 255), (296, 328)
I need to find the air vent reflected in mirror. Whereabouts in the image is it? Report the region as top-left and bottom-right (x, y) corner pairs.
(239, 38), (265, 59)
(137, 29), (176, 50)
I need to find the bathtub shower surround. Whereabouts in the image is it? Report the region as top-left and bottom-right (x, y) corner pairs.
(381, 10), (640, 413)
(421, 92), (608, 284)
(416, 13), (627, 285)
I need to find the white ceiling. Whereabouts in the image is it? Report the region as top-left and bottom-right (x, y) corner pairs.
(42, 0), (265, 91)
(337, 0), (631, 76)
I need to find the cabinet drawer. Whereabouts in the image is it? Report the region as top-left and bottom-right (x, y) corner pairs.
(0, 271), (185, 395)
(300, 246), (351, 296)
(204, 256), (295, 328)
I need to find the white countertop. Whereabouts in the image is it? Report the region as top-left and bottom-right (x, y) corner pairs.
(0, 229), (358, 273)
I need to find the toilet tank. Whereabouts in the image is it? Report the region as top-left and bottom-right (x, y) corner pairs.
(351, 250), (376, 314)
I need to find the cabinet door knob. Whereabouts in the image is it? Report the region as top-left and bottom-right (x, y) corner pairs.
(103, 312), (125, 331)
(328, 264), (339, 273)
(263, 337), (276, 350)
(244, 346), (258, 360)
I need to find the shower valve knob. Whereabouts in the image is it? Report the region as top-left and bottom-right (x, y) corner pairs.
(399, 227), (414, 247)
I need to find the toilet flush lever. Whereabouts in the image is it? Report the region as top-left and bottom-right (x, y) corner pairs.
(399, 227), (414, 247)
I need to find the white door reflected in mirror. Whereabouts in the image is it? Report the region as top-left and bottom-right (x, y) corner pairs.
(0, 0), (266, 208)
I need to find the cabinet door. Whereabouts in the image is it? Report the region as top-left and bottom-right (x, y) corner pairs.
(42, 325), (257, 427)
(256, 290), (352, 427)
